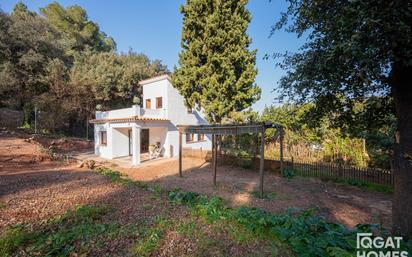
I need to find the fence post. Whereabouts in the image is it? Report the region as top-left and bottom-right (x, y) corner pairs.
(259, 126), (265, 198)
(279, 128), (284, 175)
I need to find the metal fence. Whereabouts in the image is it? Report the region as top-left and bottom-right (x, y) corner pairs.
(246, 156), (394, 187)
(287, 159), (393, 187)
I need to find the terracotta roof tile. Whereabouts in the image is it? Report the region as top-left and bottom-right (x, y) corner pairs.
(138, 74), (170, 85)
(89, 116), (169, 124)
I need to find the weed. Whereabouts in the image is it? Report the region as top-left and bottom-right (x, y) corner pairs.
(0, 225), (31, 256)
(326, 178), (394, 194)
(177, 221), (197, 239)
(131, 216), (172, 257)
(143, 204), (154, 210)
(93, 167), (152, 190)
(282, 167), (296, 178)
(168, 189), (411, 256)
(250, 190), (277, 200)
(0, 205), (109, 257)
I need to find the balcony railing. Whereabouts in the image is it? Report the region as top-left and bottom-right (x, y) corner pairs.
(96, 105), (166, 120)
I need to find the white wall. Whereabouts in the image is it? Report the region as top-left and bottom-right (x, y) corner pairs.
(94, 123), (112, 159)
(142, 79), (168, 117)
(165, 79), (212, 153)
(111, 127), (130, 158)
(94, 76), (213, 161)
(145, 127), (167, 146)
(96, 107), (136, 119)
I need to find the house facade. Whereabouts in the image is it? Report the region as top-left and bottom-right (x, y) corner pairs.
(90, 74), (212, 166)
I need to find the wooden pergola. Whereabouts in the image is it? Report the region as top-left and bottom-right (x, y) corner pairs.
(177, 122), (284, 197)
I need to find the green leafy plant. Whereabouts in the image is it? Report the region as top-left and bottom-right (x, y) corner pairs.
(282, 167), (295, 179)
(168, 189), (411, 256)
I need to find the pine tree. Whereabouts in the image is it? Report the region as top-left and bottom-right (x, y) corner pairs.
(172, 0), (260, 123)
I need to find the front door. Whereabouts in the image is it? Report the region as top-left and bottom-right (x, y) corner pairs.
(141, 129), (149, 153)
(128, 130), (132, 156)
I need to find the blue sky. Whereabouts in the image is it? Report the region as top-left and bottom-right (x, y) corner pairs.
(0, 0), (305, 112)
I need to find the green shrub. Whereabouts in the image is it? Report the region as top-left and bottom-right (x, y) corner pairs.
(282, 167), (296, 178)
(168, 189), (411, 256)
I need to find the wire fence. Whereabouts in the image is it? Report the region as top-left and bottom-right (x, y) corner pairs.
(223, 155), (394, 187)
(285, 158), (393, 187)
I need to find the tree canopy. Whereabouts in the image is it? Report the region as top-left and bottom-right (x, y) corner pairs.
(40, 2), (116, 54)
(0, 2), (167, 135)
(172, 0), (261, 123)
(274, 0), (412, 237)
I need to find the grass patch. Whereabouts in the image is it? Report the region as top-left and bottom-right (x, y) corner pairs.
(0, 202), (6, 209)
(0, 226), (29, 257)
(291, 167), (394, 194)
(324, 178), (394, 194)
(177, 220), (197, 239)
(250, 190), (277, 200)
(131, 216), (172, 257)
(93, 167), (138, 186)
(0, 205), (110, 257)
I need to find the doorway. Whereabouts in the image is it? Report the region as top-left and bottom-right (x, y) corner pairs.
(129, 128), (150, 155)
(141, 129), (149, 153)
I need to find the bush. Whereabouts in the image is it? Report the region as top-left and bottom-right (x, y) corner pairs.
(168, 189), (411, 256)
(282, 167), (296, 178)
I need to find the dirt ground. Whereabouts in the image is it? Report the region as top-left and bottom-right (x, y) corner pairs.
(116, 155), (392, 229)
(0, 131), (392, 231)
(0, 134), (170, 229)
(0, 133), (290, 256)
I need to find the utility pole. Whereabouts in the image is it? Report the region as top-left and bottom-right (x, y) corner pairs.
(86, 117), (89, 140)
(34, 106), (37, 134)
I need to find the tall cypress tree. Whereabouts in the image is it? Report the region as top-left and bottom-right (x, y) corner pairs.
(172, 0), (261, 123)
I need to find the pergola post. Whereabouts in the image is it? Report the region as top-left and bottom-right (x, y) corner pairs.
(173, 123), (282, 190)
(179, 130), (183, 177)
(279, 128), (284, 175)
(259, 126), (265, 197)
(213, 134), (217, 186)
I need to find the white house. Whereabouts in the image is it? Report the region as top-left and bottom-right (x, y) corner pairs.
(90, 74), (212, 166)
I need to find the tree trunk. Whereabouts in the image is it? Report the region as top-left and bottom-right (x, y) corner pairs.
(391, 62), (412, 238)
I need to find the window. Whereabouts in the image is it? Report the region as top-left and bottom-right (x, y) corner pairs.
(145, 99), (151, 109)
(186, 133), (194, 143)
(100, 131), (107, 145)
(198, 133), (205, 141)
(156, 97), (163, 109)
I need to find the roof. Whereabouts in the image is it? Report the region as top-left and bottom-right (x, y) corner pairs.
(177, 123), (282, 135)
(89, 116), (169, 124)
(138, 74), (171, 85)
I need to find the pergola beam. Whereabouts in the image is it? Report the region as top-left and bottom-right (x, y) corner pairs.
(177, 122), (283, 196)
(177, 123), (277, 135)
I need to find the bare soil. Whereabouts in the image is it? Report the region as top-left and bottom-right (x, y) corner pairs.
(116, 156), (392, 228)
(0, 133), (290, 256)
